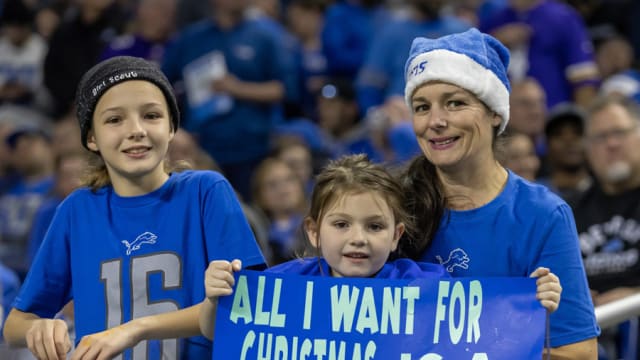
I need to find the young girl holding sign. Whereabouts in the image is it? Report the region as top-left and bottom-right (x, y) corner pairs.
(3, 56), (265, 360)
(200, 154), (562, 340)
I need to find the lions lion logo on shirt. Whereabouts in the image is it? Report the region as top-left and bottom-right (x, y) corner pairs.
(122, 231), (158, 255)
(436, 248), (470, 272)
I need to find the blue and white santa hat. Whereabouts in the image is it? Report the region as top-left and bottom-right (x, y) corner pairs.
(404, 28), (511, 134)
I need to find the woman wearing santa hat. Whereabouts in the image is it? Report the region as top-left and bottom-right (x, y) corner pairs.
(399, 28), (599, 358)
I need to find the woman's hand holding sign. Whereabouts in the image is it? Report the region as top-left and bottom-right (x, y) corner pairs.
(530, 267), (562, 313)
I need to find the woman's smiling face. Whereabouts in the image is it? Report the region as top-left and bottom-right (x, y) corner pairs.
(410, 82), (501, 171)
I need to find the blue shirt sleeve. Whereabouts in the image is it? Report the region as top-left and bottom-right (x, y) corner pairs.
(13, 201), (72, 319)
(535, 204), (600, 347)
(27, 199), (59, 267)
(203, 176), (266, 268)
(555, 10), (598, 84)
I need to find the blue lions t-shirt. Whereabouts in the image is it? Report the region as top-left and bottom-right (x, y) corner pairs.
(421, 170), (600, 347)
(14, 170), (265, 359)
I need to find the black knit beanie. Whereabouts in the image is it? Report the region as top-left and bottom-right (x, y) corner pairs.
(75, 56), (180, 150)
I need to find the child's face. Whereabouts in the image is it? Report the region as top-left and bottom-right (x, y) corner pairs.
(87, 80), (174, 191)
(278, 144), (312, 185)
(305, 191), (404, 278)
(259, 161), (304, 217)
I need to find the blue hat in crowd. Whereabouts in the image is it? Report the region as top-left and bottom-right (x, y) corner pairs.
(5, 125), (50, 149)
(404, 28), (511, 134)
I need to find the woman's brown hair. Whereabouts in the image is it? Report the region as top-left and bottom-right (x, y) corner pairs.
(398, 155), (446, 260)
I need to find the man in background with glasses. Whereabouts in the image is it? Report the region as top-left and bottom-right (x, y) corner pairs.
(572, 95), (640, 360)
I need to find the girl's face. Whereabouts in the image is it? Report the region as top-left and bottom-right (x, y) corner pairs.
(411, 82), (501, 172)
(87, 80), (174, 193)
(305, 191), (404, 278)
(278, 144), (312, 185)
(259, 161), (304, 217)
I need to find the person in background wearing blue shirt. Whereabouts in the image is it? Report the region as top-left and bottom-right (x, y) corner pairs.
(321, 0), (393, 81)
(100, 0), (177, 65)
(27, 150), (87, 267)
(3, 56), (265, 360)
(0, 124), (54, 280)
(356, 0), (469, 114)
(480, 0), (600, 109)
(161, 0), (287, 201)
(199, 153), (562, 340)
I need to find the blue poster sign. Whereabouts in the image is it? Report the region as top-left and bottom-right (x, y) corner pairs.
(212, 270), (545, 360)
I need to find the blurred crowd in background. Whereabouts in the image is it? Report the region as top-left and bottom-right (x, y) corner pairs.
(0, 0), (639, 358)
